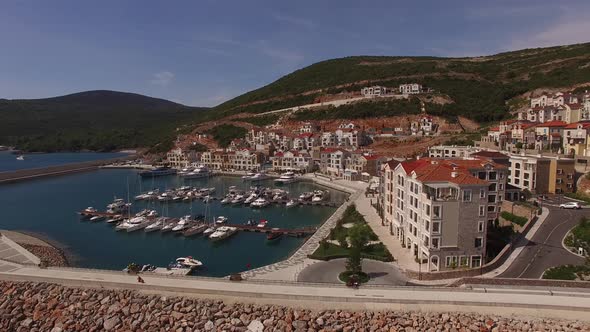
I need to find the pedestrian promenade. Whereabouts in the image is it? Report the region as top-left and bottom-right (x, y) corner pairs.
(0, 264), (589, 320)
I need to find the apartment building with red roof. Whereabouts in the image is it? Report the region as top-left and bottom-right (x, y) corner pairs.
(381, 157), (508, 272)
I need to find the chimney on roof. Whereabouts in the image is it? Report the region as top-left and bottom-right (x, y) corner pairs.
(451, 170), (458, 178)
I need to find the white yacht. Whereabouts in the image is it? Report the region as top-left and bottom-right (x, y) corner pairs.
(215, 216), (229, 224)
(242, 172), (256, 180)
(220, 194), (234, 204)
(249, 172), (269, 182)
(286, 199), (299, 208)
(145, 217), (166, 232)
(90, 215), (105, 222)
(147, 210), (158, 217)
(106, 198), (131, 214)
(175, 257), (203, 268)
(106, 215), (123, 224)
(83, 207), (97, 214)
(274, 171), (298, 184)
(181, 165), (211, 179)
(172, 215), (192, 232)
(116, 216), (146, 231)
(299, 192), (313, 201)
(16, 155), (24, 161)
(209, 226), (238, 241)
(203, 225), (216, 235)
(231, 194), (245, 204)
(312, 190), (326, 202)
(244, 193), (258, 205)
(251, 198), (270, 208)
(256, 220), (268, 228)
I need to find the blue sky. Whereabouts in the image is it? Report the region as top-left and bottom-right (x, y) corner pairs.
(1, 0), (589, 106)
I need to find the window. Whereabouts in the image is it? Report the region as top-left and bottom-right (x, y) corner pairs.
(515, 163), (521, 169)
(432, 221), (440, 233)
(471, 256), (482, 268)
(488, 183), (497, 192)
(445, 256), (458, 268)
(480, 189), (485, 198)
(488, 194), (496, 203)
(459, 256), (469, 267)
(433, 206), (441, 218)
(499, 183), (504, 191)
(463, 190), (472, 202)
(431, 237), (439, 249)
(479, 205), (485, 217)
(478, 221), (484, 232)
(515, 170), (520, 177)
(489, 172), (497, 180)
(475, 237), (483, 248)
(478, 172), (486, 180)
(556, 179), (563, 184)
(557, 169), (563, 175)
(425, 204), (431, 216)
(487, 205), (496, 212)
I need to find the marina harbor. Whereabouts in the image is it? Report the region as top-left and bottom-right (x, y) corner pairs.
(0, 163), (347, 277)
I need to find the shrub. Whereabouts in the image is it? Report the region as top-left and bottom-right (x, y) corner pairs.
(500, 211), (528, 227)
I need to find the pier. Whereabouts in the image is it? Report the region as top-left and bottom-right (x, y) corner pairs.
(0, 155), (136, 184)
(78, 210), (316, 237)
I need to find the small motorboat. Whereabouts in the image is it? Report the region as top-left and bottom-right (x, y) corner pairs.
(90, 215), (105, 222)
(147, 210), (159, 217)
(83, 207), (97, 214)
(299, 192), (313, 201)
(251, 198), (270, 208)
(256, 220), (268, 228)
(220, 195), (234, 204)
(16, 155), (24, 161)
(175, 257), (203, 269)
(266, 231), (283, 241)
(286, 199), (299, 208)
(215, 216), (228, 224)
(106, 215), (123, 224)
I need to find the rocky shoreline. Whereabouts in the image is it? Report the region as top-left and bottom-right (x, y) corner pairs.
(18, 243), (68, 267)
(0, 281), (588, 332)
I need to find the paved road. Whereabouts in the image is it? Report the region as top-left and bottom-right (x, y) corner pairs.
(499, 205), (586, 279)
(297, 259), (408, 285)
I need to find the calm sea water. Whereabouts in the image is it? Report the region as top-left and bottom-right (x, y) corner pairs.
(0, 169), (346, 277)
(0, 151), (128, 172)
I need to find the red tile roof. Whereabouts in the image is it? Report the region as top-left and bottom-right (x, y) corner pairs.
(362, 154), (383, 161)
(488, 127), (500, 132)
(297, 132), (314, 138)
(537, 120), (567, 128)
(398, 158), (505, 186)
(565, 122), (590, 129)
(470, 151), (509, 159)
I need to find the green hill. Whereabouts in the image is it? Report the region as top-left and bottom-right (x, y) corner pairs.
(212, 42), (590, 123)
(0, 90), (207, 152)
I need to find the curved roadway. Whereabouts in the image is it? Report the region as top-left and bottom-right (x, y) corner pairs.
(499, 205), (586, 279)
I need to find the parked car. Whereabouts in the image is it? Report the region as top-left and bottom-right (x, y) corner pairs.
(559, 202), (582, 209)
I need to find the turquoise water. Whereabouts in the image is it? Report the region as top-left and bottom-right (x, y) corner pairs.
(0, 169), (346, 276)
(0, 151), (128, 172)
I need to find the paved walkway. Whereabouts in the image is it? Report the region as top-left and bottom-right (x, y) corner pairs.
(297, 258), (408, 286)
(0, 265), (589, 320)
(0, 233), (40, 266)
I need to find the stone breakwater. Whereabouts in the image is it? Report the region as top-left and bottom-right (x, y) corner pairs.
(18, 243), (68, 267)
(1, 281), (589, 332)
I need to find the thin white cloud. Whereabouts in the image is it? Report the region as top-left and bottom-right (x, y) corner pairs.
(150, 71), (174, 87)
(271, 12), (315, 30)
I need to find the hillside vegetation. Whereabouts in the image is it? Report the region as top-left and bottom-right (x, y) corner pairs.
(213, 43), (590, 123)
(0, 90), (206, 152)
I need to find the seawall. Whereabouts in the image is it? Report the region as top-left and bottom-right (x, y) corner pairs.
(0, 155), (136, 184)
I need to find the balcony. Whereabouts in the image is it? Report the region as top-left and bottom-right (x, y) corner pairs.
(423, 184), (458, 202)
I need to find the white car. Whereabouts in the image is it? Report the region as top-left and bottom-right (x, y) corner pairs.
(559, 202), (582, 209)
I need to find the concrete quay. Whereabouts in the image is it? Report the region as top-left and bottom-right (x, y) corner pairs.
(0, 155), (136, 184)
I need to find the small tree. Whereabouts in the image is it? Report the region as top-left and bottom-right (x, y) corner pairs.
(345, 223), (371, 274)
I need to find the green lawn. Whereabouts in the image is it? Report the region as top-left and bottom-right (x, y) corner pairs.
(565, 218), (590, 255)
(309, 205), (393, 262)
